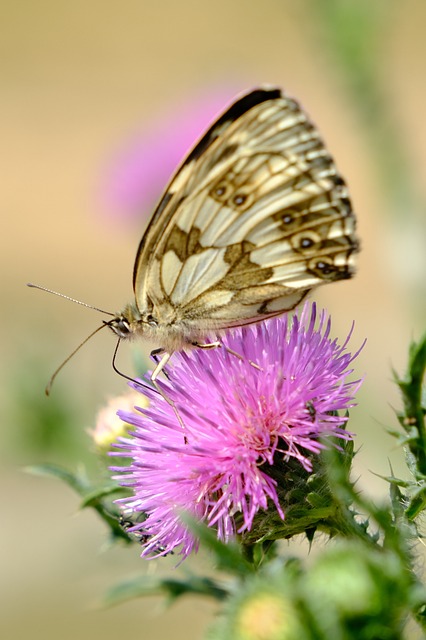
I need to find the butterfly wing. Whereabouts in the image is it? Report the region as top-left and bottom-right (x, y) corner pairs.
(133, 88), (358, 331)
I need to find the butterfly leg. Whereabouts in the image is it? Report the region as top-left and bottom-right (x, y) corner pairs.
(150, 347), (171, 379)
(191, 340), (221, 350)
(192, 341), (262, 371)
(150, 346), (164, 361)
(149, 350), (187, 435)
(150, 350), (173, 400)
(224, 346), (262, 371)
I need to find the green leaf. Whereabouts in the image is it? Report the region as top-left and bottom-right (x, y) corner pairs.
(103, 574), (228, 607)
(25, 463), (131, 543)
(394, 334), (426, 478)
(80, 484), (124, 508)
(405, 484), (426, 521)
(180, 515), (253, 576)
(25, 463), (89, 494)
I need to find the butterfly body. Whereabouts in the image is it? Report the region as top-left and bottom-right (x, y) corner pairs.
(110, 87), (358, 361)
(109, 302), (214, 352)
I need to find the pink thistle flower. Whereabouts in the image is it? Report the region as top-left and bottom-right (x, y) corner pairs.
(111, 302), (363, 560)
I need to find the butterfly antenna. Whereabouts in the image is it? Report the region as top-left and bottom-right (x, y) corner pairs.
(45, 323), (110, 396)
(27, 283), (115, 317)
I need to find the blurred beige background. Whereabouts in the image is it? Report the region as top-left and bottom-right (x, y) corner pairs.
(1, 1), (425, 639)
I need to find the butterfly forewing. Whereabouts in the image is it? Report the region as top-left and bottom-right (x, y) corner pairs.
(132, 88), (358, 340)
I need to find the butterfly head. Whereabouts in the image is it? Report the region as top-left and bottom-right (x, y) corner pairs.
(107, 304), (143, 340)
(108, 300), (206, 353)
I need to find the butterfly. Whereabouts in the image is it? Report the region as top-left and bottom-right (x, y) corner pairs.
(110, 88), (358, 382)
(30, 87), (358, 395)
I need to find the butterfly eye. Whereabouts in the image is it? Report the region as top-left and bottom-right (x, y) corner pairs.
(146, 314), (158, 326)
(110, 317), (132, 338)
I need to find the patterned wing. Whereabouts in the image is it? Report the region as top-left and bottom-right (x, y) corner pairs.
(133, 88), (358, 329)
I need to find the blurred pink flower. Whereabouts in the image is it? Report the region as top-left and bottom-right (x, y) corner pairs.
(101, 88), (241, 223)
(111, 303), (363, 560)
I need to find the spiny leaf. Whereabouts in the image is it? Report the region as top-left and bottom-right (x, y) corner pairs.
(103, 574), (228, 607)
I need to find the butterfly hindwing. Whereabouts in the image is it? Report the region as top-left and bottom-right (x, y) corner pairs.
(133, 88), (358, 332)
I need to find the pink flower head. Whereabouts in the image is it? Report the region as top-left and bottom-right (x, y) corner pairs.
(111, 303), (363, 560)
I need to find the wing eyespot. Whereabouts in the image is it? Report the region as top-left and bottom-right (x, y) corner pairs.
(210, 180), (255, 211)
(311, 257), (334, 274)
(308, 256), (352, 281)
(233, 194), (246, 206)
(276, 209), (302, 232)
(211, 181), (232, 201)
(291, 230), (322, 253)
(231, 190), (255, 211)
